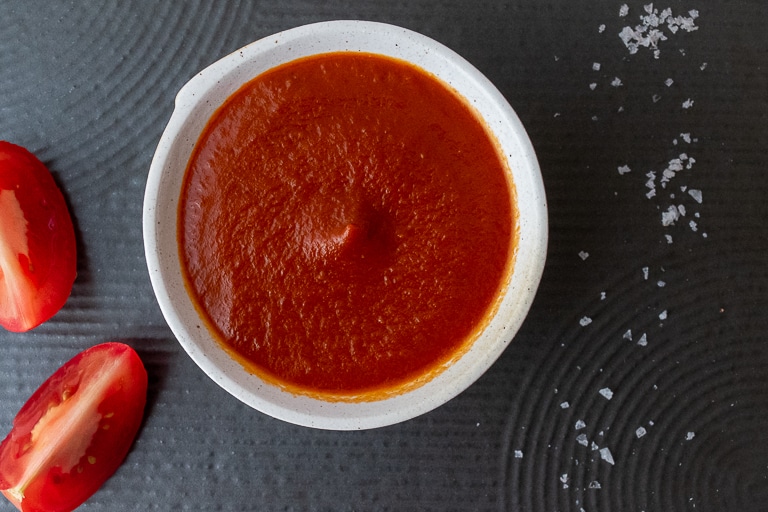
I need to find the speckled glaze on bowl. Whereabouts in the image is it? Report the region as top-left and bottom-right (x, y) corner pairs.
(143, 20), (547, 430)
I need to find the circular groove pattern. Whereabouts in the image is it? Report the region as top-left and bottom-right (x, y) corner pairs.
(499, 241), (768, 511)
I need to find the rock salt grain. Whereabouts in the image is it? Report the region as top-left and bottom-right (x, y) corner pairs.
(611, 77), (624, 87)
(561, 401), (570, 409)
(637, 333), (648, 346)
(599, 387), (614, 400)
(618, 164), (631, 175)
(688, 188), (703, 203)
(636, 426), (647, 438)
(599, 447), (615, 465)
(579, 251), (590, 260)
(589, 480), (602, 489)
(514, 450), (524, 458)
(682, 98), (694, 109)
(580, 316), (593, 327)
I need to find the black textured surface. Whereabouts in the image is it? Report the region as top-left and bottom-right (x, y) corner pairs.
(1, 1), (767, 511)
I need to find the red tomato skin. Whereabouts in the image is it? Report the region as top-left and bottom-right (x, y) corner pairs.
(0, 343), (148, 512)
(0, 141), (77, 332)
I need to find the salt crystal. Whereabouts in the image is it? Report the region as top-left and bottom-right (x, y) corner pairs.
(680, 132), (692, 143)
(589, 480), (602, 489)
(599, 24), (606, 33)
(561, 401), (570, 409)
(577, 433), (589, 446)
(665, 234), (673, 244)
(623, 329), (632, 340)
(661, 205), (680, 226)
(678, 204), (686, 216)
(657, 280), (666, 287)
(652, 94), (661, 103)
(580, 316), (593, 327)
(592, 62), (601, 71)
(688, 189), (703, 203)
(700, 62), (708, 70)
(689, 220), (698, 232)
(665, 78), (674, 87)
(579, 251), (590, 260)
(611, 77), (624, 87)
(619, 4), (629, 16)
(514, 450), (524, 459)
(599, 447), (615, 465)
(599, 387), (614, 400)
(685, 432), (695, 441)
(642, 267), (649, 280)
(637, 333), (648, 346)
(636, 426), (647, 438)
(575, 419), (587, 430)
(659, 310), (668, 320)
(591, 442), (599, 451)
(590, 83), (598, 90)
(618, 164), (631, 175)
(682, 98), (694, 109)
(560, 474), (569, 483)
(600, 291), (606, 300)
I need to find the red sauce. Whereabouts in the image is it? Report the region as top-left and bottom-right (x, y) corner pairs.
(179, 52), (516, 400)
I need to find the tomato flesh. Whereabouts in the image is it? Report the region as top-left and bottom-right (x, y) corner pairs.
(0, 141), (77, 332)
(0, 343), (148, 512)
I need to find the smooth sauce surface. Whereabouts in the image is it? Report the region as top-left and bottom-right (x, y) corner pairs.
(179, 52), (516, 399)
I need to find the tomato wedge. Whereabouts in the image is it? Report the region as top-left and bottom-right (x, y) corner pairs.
(0, 141), (77, 332)
(0, 343), (147, 512)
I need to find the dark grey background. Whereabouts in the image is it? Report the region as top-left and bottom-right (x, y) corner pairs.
(1, 1), (767, 511)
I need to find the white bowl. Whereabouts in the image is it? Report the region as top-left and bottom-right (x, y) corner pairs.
(143, 20), (547, 430)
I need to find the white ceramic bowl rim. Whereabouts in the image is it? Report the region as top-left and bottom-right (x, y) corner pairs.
(143, 20), (547, 430)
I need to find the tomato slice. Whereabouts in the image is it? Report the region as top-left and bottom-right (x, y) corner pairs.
(0, 343), (148, 512)
(0, 141), (77, 332)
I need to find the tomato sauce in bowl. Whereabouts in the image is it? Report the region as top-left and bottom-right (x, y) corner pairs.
(178, 52), (516, 400)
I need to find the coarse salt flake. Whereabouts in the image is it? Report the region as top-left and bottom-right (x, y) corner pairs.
(665, 78), (674, 87)
(636, 426), (647, 438)
(599, 447), (615, 465)
(580, 316), (593, 327)
(637, 333), (648, 346)
(686, 431), (695, 441)
(619, 4), (629, 16)
(590, 82), (598, 90)
(659, 310), (668, 320)
(589, 480), (602, 489)
(599, 24), (606, 33)
(599, 387), (613, 400)
(611, 77), (624, 87)
(577, 433), (589, 446)
(514, 450), (524, 458)
(682, 98), (694, 109)
(688, 188), (703, 203)
(623, 329), (632, 340)
(579, 251), (590, 260)
(618, 164), (631, 175)
(662, 205), (680, 226)
(592, 62), (601, 71)
(575, 419), (587, 430)
(561, 401), (570, 409)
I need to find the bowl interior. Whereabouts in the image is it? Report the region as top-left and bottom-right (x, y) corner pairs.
(143, 20), (547, 430)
